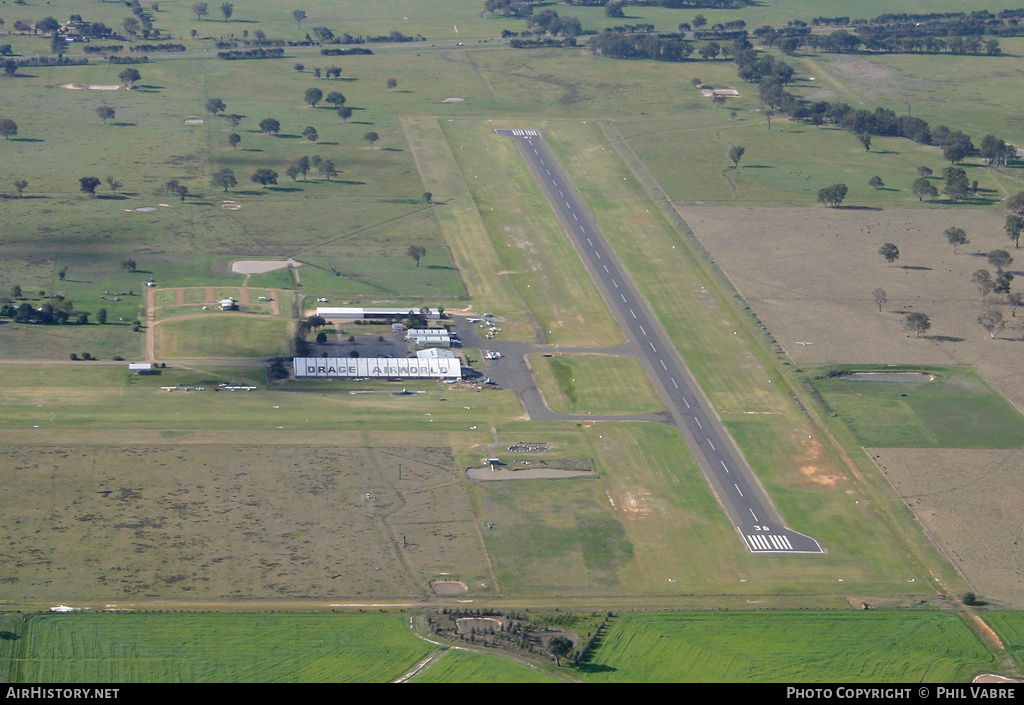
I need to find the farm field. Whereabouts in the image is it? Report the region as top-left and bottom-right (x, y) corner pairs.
(984, 613), (1024, 671)
(1, 613), (432, 683)
(580, 611), (997, 683)
(812, 367), (1024, 449)
(408, 650), (560, 683)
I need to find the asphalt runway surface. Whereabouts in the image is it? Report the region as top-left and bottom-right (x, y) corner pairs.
(496, 128), (823, 555)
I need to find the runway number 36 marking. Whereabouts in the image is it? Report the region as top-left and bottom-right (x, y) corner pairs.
(753, 526), (771, 532)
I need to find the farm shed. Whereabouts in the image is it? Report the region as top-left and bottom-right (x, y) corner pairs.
(293, 357), (461, 379)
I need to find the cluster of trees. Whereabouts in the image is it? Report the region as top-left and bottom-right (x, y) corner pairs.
(284, 155), (337, 181)
(796, 29), (1001, 56)
(0, 296), (89, 326)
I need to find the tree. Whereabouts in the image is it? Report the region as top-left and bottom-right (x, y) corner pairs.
(307, 314), (326, 330)
(304, 87), (323, 108)
(912, 178), (938, 202)
(0, 118), (18, 140)
(606, 1), (625, 18)
(994, 272), (1014, 301)
(205, 98), (226, 115)
(105, 176), (123, 193)
(763, 109), (774, 131)
(1007, 192), (1024, 217)
(251, 168), (278, 187)
(944, 227), (969, 254)
(325, 91), (347, 109)
(3, 60), (17, 77)
(79, 176), (101, 196)
(97, 308), (108, 325)
(978, 310), (1005, 338)
(363, 131), (380, 149)
(879, 243), (900, 267)
(118, 68), (141, 90)
(1006, 215), (1024, 249)
(58, 266), (68, 281)
(14, 179), (27, 197)
(296, 155), (311, 180)
(1008, 292), (1023, 317)
(904, 312), (931, 338)
(96, 106), (116, 124)
(547, 635), (573, 667)
(211, 168), (236, 192)
(294, 63), (305, 72)
(817, 183), (848, 208)
(988, 249), (1013, 275)
(728, 145), (745, 169)
(292, 10), (307, 29)
(302, 126), (319, 142)
(422, 192), (432, 204)
(873, 288), (887, 312)
(406, 245), (426, 267)
(973, 269), (994, 301)
(192, 2), (209, 21)
(386, 77), (398, 91)
(319, 160), (337, 181)
(121, 259), (137, 272)
(693, 14), (707, 29)
(10, 285), (21, 299)
(220, 2), (233, 21)
(337, 106), (353, 122)
(227, 114), (242, 129)
(917, 166), (933, 178)
(227, 133), (241, 150)
(258, 118), (281, 135)
(316, 331), (327, 345)
(857, 132), (871, 151)
(868, 175), (884, 189)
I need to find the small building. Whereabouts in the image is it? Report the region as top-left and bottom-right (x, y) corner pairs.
(317, 306), (441, 320)
(407, 328), (452, 347)
(417, 347), (457, 360)
(128, 362), (155, 375)
(219, 297), (237, 310)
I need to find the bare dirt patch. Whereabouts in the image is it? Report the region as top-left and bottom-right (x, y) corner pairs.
(868, 447), (1024, 607)
(61, 84), (120, 91)
(231, 258), (300, 274)
(679, 206), (1024, 412)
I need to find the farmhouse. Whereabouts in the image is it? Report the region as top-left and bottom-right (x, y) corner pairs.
(317, 306), (442, 320)
(293, 356), (461, 379)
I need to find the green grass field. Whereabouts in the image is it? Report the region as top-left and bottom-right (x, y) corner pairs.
(581, 611), (997, 683)
(3, 612), (432, 683)
(529, 353), (663, 414)
(812, 368), (1024, 448)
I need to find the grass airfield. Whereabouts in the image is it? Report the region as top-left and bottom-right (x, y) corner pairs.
(0, 0), (1023, 683)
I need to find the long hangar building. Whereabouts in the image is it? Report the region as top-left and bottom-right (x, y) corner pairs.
(293, 356), (461, 380)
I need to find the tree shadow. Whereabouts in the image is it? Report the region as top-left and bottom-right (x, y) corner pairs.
(317, 141), (339, 146)
(94, 194), (128, 200)
(350, 121), (375, 125)
(871, 150), (900, 155)
(266, 186), (304, 193)
(240, 148), (264, 152)
(924, 335), (965, 342)
(900, 265), (932, 271)
(836, 205), (883, 211)
(334, 180), (366, 185)
(742, 164), (773, 169)
(110, 122), (137, 127)
(10, 137), (44, 142)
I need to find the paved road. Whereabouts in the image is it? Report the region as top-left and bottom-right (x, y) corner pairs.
(496, 128), (823, 555)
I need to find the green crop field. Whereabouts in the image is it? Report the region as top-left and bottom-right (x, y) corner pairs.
(581, 611), (997, 683)
(2, 612), (432, 683)
(410, 650), (559, 683)
(983, 613), (1024, 671)
(812, 367), (1024, 448)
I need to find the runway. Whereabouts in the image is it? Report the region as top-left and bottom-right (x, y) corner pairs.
(496, 128), (823, 554)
